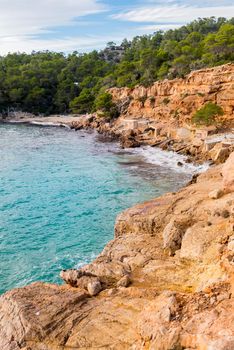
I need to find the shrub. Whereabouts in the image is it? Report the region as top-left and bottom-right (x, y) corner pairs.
(174, 109), (180, 119)
(192, 102), (224, 125)
(162, 97), (170, 105)
(69, 89), (95, 114)
(197, 92), (205, 97)
(94, 92), (119, 119)
(137, 95), (147, 106)
(149, 96), (156, 106)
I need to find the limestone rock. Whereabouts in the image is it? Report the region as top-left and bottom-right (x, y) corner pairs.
(180, 299), (234, 350)
(209, 188), (224, 199)
(163, 216), (192, 255)
(211, 145), (230, 164)
(222, 151), (234, 193)
(117, 275), (131, 288)
(87, 280), (102, 296)
(109, 63), (234, 130)
(228, 238), (234, 253)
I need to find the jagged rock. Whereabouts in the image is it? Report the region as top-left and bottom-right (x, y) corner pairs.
(137, 292), (180, 349)
(180, 299), (234, 350)
(60, 269), (81, 286)
(120, 130), (141, 148)
(60, 269), (101, 292)
(87, 280), (102, 296)
(109, 64), (234, 129)
(0, 283), (88, 350)
(210, 145), (231, 164)
(117, 275), (131, 288)
(209, 188), (224, 199)
(163, 216), (192, 255)
(228, 238), (234, 253)
(222, 151), (234, 193)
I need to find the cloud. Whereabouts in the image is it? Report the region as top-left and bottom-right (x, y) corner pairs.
(0, 0), (107, 54)
(0, 34), (122, 55)
(137, 24), (183, 32)
(112, 4), (234, 24)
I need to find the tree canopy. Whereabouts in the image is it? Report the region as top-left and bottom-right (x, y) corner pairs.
(0, 17), (233, 115)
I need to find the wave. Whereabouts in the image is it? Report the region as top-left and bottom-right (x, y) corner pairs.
(30, 121), (71, 129)
(130, 146), (210, 174)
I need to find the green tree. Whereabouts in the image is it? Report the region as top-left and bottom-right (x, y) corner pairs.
(69, 89), (95, 114)
(192, 102), (224, 125)
(94, 92), (119, 119)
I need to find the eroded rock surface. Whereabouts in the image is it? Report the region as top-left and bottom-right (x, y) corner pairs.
(0, 153), (234, 349)
(110, 63), (234, 125)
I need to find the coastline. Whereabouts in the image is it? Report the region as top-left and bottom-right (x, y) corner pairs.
(1, 116), (212, 174)
(0, 151), (233, 349)
(0, 63), (234, 349)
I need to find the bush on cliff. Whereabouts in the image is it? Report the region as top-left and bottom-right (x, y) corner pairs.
(94, 92), (119, 119)
(192, 102), (224, 126)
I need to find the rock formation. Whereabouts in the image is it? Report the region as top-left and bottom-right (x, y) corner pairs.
(109, 63), (234, 125)
(4, 64), (234, 163)
(0, 152), (234, 350)
(68, 64), (234, 163)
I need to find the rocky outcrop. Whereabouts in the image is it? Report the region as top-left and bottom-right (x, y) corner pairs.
(67, 64), (234, 163)
(108, 63), (234, 162)
(4, 64), (234, 164)
(0, 152), (234, 350)
(109, 63), (234, 125)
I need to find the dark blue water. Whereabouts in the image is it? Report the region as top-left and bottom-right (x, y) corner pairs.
(0, 124), (192, 294)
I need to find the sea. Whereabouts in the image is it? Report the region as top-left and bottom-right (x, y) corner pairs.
(0, 123), (208, 294)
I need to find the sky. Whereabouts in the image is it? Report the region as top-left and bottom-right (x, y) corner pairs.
(0, 0), (233, 55)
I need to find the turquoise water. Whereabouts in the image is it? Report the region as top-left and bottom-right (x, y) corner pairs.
(0, 124), (192, 294)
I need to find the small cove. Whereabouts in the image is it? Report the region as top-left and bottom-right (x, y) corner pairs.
(0, 124), (199, 294)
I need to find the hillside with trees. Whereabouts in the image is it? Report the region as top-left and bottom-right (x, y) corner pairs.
(0, 17), (233, 115)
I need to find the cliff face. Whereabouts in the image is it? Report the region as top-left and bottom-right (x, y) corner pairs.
(69, 64), (234, 162)
(0, 152), (234, 350)
(109, 63), (234, 126)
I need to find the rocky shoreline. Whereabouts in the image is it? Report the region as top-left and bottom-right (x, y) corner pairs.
(2, 63), (234, 166)
(0, 151), (234, 349)
(1, 63), (234, 349)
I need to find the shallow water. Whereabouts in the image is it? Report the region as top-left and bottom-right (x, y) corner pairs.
(0, 124), (196, 294)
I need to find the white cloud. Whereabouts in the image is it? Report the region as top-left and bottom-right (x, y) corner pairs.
(0, 0), (107, 54)
(0, 34), (122, 55)
(137, 24), (182, 32)
(112, 4), (234, 23)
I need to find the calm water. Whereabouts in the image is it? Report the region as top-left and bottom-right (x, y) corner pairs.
(0, 124), (194, 294)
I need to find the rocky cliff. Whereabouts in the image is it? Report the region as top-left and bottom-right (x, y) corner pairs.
(68, 64), (234, 163)
(0, 151), (234, 350)
(109, 63), (234, 125)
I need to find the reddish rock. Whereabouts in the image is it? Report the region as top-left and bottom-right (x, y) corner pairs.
(222, 151), (234, 193)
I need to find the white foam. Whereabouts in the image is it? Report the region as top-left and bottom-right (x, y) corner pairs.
(30, 121), (70, 128)
(130, 146), (210, 174)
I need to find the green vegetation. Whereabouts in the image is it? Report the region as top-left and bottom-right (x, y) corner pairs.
(94, 92), (119, 119)
(137, 95), (148, 106)
(0, 17), (233, 116)
(192, 102), (224, 125)
(162, 97), (170, 105)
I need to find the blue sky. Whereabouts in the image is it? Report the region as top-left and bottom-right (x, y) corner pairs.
(0, 0), (233, 54)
